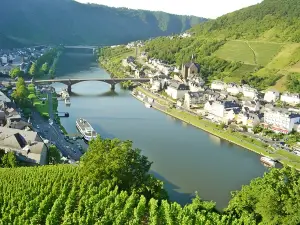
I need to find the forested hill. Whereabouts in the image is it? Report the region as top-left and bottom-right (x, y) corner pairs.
(190, 0), (300, 42)
(0, 0), (206, 48)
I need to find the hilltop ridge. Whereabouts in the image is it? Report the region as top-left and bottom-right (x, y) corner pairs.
(0, 0), (206, 48)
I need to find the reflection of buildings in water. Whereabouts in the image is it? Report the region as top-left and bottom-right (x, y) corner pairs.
(182, 121), (188, 127)
(166, 115), (177, 123)
(208, 133), (221, 145)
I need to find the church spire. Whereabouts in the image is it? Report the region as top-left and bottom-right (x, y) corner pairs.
(191, 54), (194, 62)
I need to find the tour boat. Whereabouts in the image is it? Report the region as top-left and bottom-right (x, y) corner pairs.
(145, 103), (152, 108)
(76, 118), (97, 142)
(260, 156), (276, 167)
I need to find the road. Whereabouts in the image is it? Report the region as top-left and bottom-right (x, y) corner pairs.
(29, 89), (83, 161)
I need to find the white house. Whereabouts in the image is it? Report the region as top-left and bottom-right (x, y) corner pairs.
(0, 55), (8, 64)
(204, 100), (240, 121)
(264, 108), (300, 134)
(242, 85), (258, 99)
(264, 90), (280, 103)
(237, 112), (261, 127)
(211, 80), (226, 91)
(184, 91), (205, 108)
(189, 79), (205, 92)
(151, 80), (162, 92)
(280, 92), (300, 105)
(166, 80), (189, 99)
(180, 32), (192, 38)
(226, 83), (241, 95)
(242, 100), (260, 112)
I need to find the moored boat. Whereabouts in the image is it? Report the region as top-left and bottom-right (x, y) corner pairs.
(65, 98), (71, 105)
(145, 102), (152, 108)
(76, 118), (97, 142)
(260, 156), (276, 167)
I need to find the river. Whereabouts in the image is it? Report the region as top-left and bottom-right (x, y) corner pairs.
(53, 52), (267, 210)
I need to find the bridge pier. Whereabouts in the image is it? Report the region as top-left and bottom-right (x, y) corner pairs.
(110, 83), (115, 91)
(67, 84), (72, 93)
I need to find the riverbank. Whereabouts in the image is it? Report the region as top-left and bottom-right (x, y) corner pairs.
(133, 86), (300, 170)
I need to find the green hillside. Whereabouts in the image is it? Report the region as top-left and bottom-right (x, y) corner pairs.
(215, 40), (283, 66)
(0, 0), (206, 48)
(1, 136), (299, 224)
(144, 0), (300, 91)
(190, 0), (300, 42)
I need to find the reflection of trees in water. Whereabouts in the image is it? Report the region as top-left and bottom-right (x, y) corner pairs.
(56, 52), (96, 76)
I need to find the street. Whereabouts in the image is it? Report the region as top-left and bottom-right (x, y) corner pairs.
(28, 89), (83, 161)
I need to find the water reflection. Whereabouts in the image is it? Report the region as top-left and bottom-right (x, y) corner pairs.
(208, 133), (221, 145)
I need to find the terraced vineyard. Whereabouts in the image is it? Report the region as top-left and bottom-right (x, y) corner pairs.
(215, 40), (283, 66)
(0, 165), (236, 225)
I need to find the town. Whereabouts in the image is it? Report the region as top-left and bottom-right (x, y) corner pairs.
(121, 40), (300, 167)
(0, 46), (83, 166)
(1, 39), (300, 168)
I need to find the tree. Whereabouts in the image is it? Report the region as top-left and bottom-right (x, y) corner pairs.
(1, 152), (17, 168)
(28, 93), (37, 105)
(11, 77), (29, 106)
(253, 125), (263, 134)
(47, 145), (61, 165)
(226, 167), (300, 225)
(29, 62), (37, 76)
(9, 67), (23, 78)
(41, 62), (49, 74)
(220, 123), (226, 129)
(80, 136), (167, 200)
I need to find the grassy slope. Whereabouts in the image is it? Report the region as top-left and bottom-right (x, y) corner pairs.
(215, 41), (256, 65)
(187, 0), (300, 91)
(214, 39), (300, 91)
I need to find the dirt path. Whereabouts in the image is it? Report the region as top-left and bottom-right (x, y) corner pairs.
(246, 41), (258, 65)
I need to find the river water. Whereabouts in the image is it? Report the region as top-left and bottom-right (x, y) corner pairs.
(53, 52), (267, 210)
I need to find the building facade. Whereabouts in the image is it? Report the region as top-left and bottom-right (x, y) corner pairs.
(264, 109), (300, 134)
(281, 93), (300, 105)
(264, 90), (280, 103)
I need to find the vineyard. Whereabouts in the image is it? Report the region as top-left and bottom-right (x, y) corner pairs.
(0, 165), (240, 225)
(1, 135), (299, 224)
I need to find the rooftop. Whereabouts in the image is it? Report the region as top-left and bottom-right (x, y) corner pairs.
(0, 127), (46, 164)
(0, 91), (11, 103)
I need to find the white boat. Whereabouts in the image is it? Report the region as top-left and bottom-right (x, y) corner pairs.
(145, 103), (152, 108)
(65, 98), (71, 105)
(260, 156), (276, 167)
(76, 118), (97, 142)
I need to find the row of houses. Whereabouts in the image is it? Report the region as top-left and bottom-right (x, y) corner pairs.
(0, 46), (49, 75)
(0, 90), (47, 165)
(146, 59), (300, 134)
(210, 80), (300, 105)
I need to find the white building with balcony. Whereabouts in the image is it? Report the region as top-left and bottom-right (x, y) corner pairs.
(264, 108), (300, 134)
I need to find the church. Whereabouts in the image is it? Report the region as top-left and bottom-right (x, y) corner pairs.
(181, 56), (200, 81)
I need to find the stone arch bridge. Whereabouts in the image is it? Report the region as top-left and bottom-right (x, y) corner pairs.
(6, 78), (150, 93)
